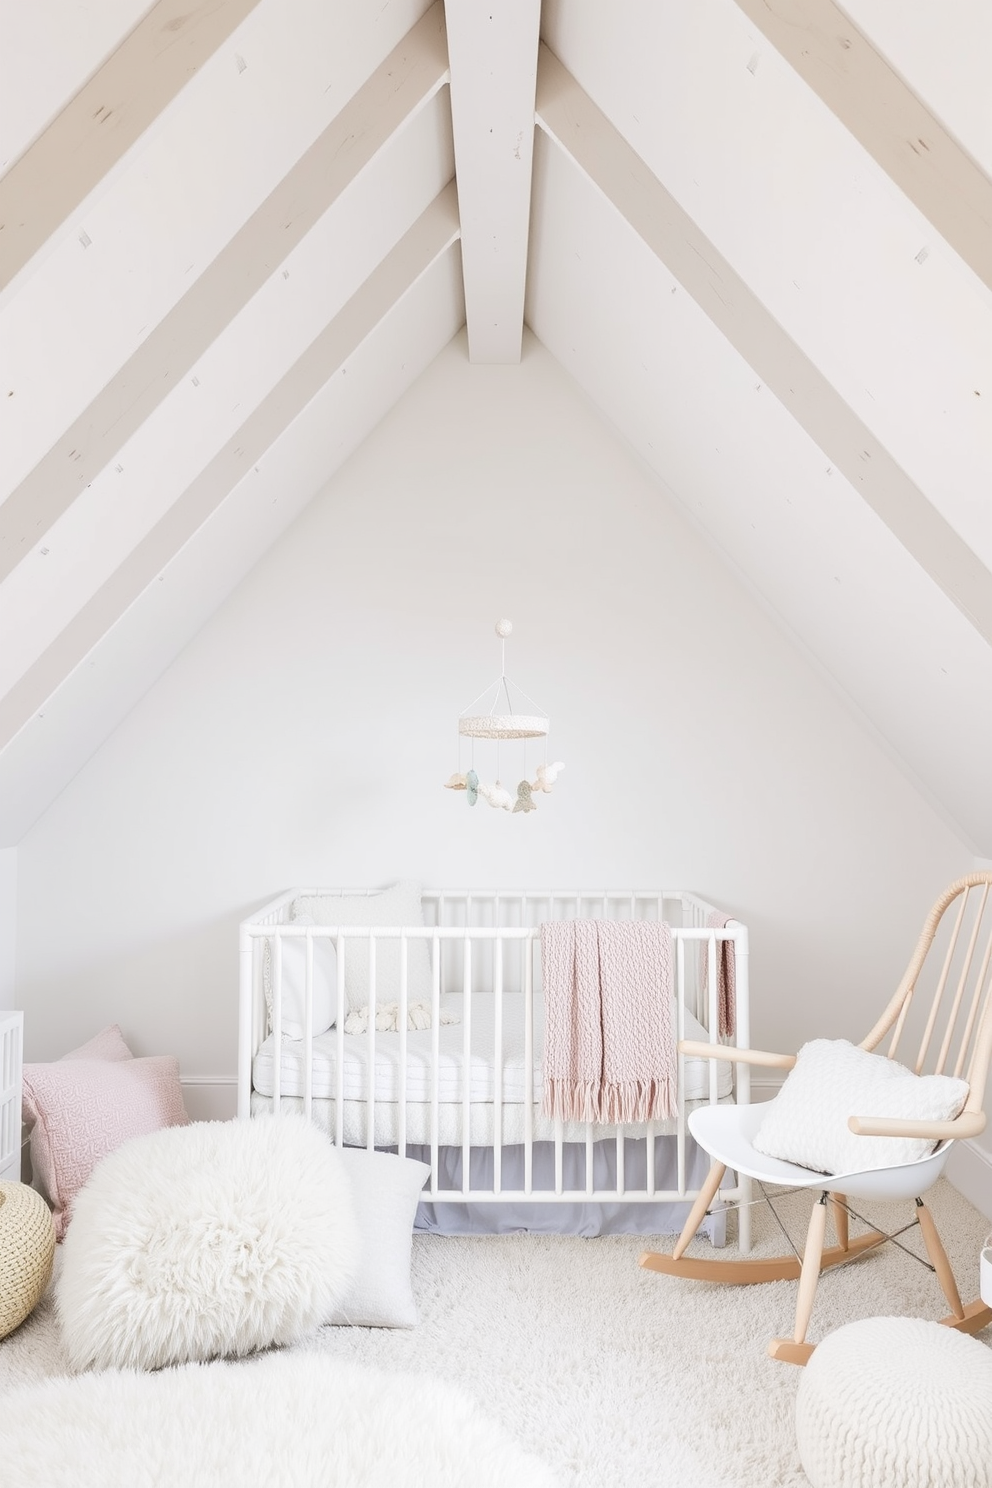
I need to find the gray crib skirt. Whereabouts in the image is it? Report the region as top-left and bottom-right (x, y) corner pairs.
(409, 1136), (725, 1240)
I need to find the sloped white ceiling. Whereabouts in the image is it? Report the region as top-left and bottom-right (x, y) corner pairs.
(0, 0), (989, 850)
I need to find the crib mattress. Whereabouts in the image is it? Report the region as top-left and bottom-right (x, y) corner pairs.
(249, 1089), (734, 1146)
(251, 992), (732, 1107)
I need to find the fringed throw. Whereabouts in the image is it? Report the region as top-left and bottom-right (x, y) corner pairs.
(540, 920), (676, 1124)
(698, 909), (737, 1039)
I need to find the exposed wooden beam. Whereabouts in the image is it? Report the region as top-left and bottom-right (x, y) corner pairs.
(0, 0), (267, 292)
(535, 44), (992, 649)
(732, 0), (992, 293)
(0, 185), (461, 753)
(444, 0), (539, 362)
(0, 2), (450, 585)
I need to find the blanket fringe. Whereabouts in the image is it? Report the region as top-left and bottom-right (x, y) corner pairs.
(543, 1076), (678, 1125)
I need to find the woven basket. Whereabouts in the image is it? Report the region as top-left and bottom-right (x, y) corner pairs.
(0, 1181), (56, 1340)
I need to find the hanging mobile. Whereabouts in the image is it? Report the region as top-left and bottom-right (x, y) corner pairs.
(444, 619), (564, 813)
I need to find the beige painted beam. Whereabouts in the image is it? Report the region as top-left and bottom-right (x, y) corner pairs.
(0, 185), (461, 752)
(0, 0), (266, 291)
(0, 1), (449, 585)
(732, 0), (992, 292)
(535, 45), (992, 649)
(444, 0), (540, 362)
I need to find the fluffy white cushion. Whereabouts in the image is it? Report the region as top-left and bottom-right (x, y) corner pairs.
(753, 1039), (969, 1176)
(330, 1148), (430, 1327)
(796, 1317), (992, 1488)
(0, 1351), (558, 1488)
(264, 922), (338, 1038)
(292, 881), (433, 1011)
(57, 1116), (359, 1370)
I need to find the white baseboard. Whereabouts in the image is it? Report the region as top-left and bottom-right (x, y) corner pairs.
(180, 1076), (238, 1123)
(946, 1139), (992, 1224)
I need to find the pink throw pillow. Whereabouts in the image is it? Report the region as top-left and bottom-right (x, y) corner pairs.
(22, 1039), (188, 1240)
(58, 1024), (134, 1063)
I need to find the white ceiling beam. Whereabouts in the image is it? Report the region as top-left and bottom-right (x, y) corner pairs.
(535, 44), (992, 651)
(0, 0), (267, 292)
(0, 185), (461, 753)
(732, 0), (992, 293)
(0, 2), (449, 585)
(444, 0), (539, 362)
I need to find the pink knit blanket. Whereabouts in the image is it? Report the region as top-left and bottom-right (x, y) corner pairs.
(699, 910), (737, 1039)
(540, 920), (677, 1124)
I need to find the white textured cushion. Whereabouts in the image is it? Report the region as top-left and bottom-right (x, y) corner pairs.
(330, 1147), (430, 1328)
(292, 882), (433, 1012)
(752, 1039), (968, 1175)
(264, 920), (338, 1038)
(796, 1317), (992, 1488)
(57, 1116), (359, 1370)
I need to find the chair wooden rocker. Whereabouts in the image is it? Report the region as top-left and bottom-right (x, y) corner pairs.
(640, 873), (992, 1364)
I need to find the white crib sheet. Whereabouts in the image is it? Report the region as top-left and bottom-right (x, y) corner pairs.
(251, 992), (732, 1106)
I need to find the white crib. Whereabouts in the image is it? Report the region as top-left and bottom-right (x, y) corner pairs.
(239, 889), (752, 1249)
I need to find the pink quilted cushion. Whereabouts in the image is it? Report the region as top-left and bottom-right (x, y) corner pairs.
(22, 1054), (188, 1240)
(58, 1024), (134, 1063)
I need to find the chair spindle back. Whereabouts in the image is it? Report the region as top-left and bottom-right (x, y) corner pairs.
(864, 874), (992, 1111)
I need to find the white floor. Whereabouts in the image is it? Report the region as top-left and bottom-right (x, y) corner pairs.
(2, 1178), (990, 1487)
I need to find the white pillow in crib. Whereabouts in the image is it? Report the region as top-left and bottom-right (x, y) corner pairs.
(292, 881), (433, 1012)
(264, 922), (337, 1038)
(752, 1039), (969, 1176)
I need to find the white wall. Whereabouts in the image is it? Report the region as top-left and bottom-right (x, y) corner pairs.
(14, 335), (973, 1104)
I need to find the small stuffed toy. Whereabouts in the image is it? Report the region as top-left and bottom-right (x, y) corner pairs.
(532, 761), (565, 793)
(344, 1002), (459, 1034)
(478, 780), (514, 810)
(465, 769), (479, 806)
(443, 772), (467, 791)
(512, 779), (537, 813)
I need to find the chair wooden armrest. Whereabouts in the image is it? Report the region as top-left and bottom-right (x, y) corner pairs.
(677, 1039), (796, 1070)
(847, 1110), (987, 1141)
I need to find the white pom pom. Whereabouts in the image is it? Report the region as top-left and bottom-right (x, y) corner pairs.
(495, 618), (513, 638)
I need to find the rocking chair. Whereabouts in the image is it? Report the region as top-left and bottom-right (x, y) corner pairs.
(640, 873), (992, 1364)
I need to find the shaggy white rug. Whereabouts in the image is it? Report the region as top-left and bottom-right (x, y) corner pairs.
(1, 1178), (990, 1488)
(0, 1350), (555, 1488)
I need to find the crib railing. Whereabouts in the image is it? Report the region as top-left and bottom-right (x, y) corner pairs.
(239, 889), (752, 1251)
(0, 1011), (23, 1183)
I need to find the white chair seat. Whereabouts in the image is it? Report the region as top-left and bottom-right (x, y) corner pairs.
(688, 1101), (953, 1202)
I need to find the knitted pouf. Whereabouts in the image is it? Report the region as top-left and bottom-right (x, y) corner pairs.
(796, 1317), (992, 1488)
(0, 1181), (56, 1340)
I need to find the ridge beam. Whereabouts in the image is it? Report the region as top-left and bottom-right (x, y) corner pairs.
(0, 185), (461, 754)
(0, 0), (266, 293)
(732, 0), (992, 294)
(0, 2), (450, 584)
(444, 0), (539, 362)
(535, 43), (992, 650)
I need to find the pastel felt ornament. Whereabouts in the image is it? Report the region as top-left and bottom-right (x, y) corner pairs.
(532, 761), (565, 793)
(478, 780), (514, 811)
(512, 780), (537, 814)
(443, 772), (467, 791)
(465, 769), (479, 806)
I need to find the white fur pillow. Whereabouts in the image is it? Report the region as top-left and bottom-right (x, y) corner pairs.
(57, 1116), (359, 1371)
(752, 1039), (969, 1176)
